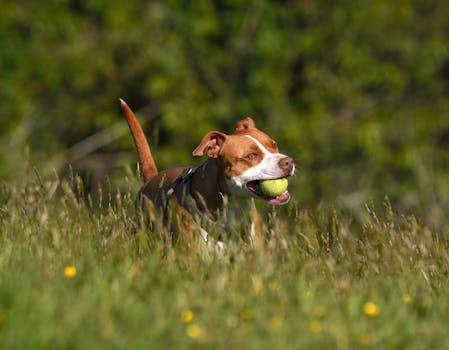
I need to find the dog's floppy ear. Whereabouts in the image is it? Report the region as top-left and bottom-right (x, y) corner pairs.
(234, 117), (256, 134)
(192, 131), (227, 158)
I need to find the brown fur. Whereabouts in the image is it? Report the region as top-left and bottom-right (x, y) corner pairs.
(120, 99), (158, 182)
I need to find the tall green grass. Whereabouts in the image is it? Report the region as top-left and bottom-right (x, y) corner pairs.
(1, 175), (448, 349)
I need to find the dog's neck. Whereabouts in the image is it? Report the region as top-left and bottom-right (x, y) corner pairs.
(189, 158), (230, 213)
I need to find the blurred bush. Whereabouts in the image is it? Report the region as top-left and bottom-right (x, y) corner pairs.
(1, 0), (448, 223)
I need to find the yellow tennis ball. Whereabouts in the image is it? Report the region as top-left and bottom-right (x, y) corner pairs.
(259, 178), (288, 197)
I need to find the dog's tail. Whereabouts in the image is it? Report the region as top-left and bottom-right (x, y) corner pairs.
(119, 99), (158, 183)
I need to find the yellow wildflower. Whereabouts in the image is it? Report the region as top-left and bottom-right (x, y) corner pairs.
(363, 302), (380, 317)
(181, 310), (194, 323)
(418, 302), (429, 311)
(64, 266), (77, 278)
(269, 282), (280, 291)
(356, 333), (370, 345)
(240, 308), (253, 320)
(270, 315), (284, 328)
(186, 324), (205, 340)
(402, 294), (413, 304)
(313, 305), (327, 317)
(309, 319), (323, 333)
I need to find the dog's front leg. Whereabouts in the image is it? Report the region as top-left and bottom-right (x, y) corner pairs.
(249, 198), (263, 249)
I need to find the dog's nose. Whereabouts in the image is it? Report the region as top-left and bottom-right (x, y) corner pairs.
(279, 156), (294, 174)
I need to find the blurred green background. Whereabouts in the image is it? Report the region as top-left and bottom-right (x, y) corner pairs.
(1, 0), (449, 224)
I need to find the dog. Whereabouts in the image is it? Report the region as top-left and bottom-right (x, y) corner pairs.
(119, 99), (295, 246)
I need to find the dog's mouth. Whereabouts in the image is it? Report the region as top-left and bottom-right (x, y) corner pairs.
(246, 179), (290, 205)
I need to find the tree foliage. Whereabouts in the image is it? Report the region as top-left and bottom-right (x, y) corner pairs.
(1, 0), (449, 222)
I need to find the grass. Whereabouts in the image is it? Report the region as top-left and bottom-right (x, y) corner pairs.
(1, 175), (449, 349)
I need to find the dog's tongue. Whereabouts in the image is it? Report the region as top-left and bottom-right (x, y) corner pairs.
(268, 191), (290, 205)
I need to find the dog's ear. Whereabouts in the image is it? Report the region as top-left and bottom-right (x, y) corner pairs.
(234, 117), (256, 134)
(192, 131), (227, 158)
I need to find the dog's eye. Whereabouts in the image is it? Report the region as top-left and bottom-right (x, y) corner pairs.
(246, 152), (258, 160)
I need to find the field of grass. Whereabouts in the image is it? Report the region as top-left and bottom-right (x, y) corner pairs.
(1, 175), (449, 349)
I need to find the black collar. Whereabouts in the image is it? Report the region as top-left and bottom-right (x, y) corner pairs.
(163, 166), (196, 214)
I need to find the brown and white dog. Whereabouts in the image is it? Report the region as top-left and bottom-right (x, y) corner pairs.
(120, 99), (295, 245)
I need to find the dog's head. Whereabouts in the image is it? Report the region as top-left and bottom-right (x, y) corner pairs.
(192, 117), (295, 205)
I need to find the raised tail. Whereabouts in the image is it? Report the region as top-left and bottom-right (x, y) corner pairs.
(119, 99), (158, 183)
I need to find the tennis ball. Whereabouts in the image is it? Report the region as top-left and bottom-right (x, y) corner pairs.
(259, 178), (288, 197)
